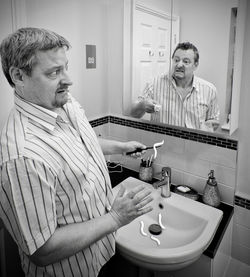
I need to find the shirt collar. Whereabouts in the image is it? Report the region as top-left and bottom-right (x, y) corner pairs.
(172, 75), (199, 91)
(14, 93), (59, 131)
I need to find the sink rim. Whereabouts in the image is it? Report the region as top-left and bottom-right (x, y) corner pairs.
(114, 177), (223, 265)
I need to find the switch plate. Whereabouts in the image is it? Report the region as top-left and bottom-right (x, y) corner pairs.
(86, 44), (96, 69)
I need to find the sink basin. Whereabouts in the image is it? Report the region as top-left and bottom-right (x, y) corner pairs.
(113, 177), (223, 271)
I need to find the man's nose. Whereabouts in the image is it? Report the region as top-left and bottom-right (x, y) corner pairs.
(61, 71), (73, 86)
(176, 60), (184, 67)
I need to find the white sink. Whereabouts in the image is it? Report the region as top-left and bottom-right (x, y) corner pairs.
(113, 177), (223, 271)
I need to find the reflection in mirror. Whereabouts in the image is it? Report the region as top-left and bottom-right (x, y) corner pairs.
(123, 0), (246, 136)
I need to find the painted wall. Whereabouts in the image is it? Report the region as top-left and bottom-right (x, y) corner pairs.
(0, 0), (110, 127)
(0, 0), (14, 129)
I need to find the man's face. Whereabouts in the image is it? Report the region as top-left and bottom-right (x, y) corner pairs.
(22, 47), (73, 110)
(171, 49), (198, 81)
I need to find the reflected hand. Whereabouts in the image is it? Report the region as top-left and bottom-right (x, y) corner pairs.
(110, 184), (153, 228)
(200, 120), (219, 132)
(143, 99), (159, 113)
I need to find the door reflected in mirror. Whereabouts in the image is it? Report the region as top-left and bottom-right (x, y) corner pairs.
(123, 0), (246, 136)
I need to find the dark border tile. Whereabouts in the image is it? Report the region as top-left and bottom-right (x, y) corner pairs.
(235, 195), (250, 210)
(90, 115), (238, 150)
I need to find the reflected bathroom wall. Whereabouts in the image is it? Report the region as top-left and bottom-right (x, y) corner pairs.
(122, 0), (243, 135)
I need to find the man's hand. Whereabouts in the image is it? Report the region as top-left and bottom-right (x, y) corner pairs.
(143, 98), (160, 114)
(110, 184), (153, 228)
(122, 141), (146, 158)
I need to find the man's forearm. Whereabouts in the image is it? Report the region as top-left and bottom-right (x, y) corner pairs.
(130, 101), (146, 118)
(98, 138), (126, 155)
(30, 213), (118, 267)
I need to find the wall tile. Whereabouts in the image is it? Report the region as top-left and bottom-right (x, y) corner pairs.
(209, 163), (237, 188)
(232, 242), (250, 265)
(183, 153), (210, 177)
(233, 223), (250, 249)
(109, 123), (129, 141)
(218, 183), (235, 205)
(180, 172), (207, 194)
(92, 117), (250, 266)
(234, 206), (250, 229)
(185, 140), (237, 168)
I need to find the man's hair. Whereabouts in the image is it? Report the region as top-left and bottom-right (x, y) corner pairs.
(0, 27), (71, 87)
(172, 42), (199, 64)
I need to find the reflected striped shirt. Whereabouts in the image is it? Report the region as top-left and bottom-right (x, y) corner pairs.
(0, 93), (115, 277)
(141, 74), (220, 129)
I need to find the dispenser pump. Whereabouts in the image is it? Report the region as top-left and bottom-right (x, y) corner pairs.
(202, 170), (221, 207)
(207, 170), (216, 185)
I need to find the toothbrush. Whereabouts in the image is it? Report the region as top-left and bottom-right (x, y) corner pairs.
(126, 140), (164, 155)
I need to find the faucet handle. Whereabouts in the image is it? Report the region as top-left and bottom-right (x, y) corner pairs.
(162, 167), (171, 183)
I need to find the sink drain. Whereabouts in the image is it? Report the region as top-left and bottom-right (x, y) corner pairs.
(148, 224), (162, 235)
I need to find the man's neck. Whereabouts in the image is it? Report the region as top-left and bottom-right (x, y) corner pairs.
(174, 75), (194, 89)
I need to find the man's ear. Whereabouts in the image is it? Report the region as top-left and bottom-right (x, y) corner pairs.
(194, 61), (199, 71)
(9, 66), (25, 86)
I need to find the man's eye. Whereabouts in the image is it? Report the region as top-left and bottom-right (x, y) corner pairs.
(183, 60), (191, 65)
(48, 70), (60, 78)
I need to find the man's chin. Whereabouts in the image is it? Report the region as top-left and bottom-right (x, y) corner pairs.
(173, 72), (185, 79)
(55, 93), (69, 107)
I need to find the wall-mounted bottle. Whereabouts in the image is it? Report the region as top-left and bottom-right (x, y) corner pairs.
(202, 170), (221, 207)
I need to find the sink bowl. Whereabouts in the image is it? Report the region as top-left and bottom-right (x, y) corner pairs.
(113, 177), (223, 271)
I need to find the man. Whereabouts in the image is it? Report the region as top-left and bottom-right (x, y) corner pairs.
(0, 27), (153, 277)
(131, 42), (220, 132)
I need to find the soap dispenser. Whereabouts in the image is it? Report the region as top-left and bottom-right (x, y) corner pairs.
(202, 170), (221, 207)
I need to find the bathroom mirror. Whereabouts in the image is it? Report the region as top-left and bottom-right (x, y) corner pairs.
(123, 0), (246, 136)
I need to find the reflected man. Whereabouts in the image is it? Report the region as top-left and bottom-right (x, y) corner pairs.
(131, 42), (220, 132)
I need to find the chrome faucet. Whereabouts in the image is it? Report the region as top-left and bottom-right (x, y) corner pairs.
(153, 167), (171, 198)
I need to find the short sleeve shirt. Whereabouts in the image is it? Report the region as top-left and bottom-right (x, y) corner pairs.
(140, 74), (220, 129)
(0, 93), (115, 277)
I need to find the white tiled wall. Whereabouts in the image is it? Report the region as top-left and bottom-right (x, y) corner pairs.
(93, 122), (250, 267)
(232, 206), (250, 265)
(105, 123), (237, 205)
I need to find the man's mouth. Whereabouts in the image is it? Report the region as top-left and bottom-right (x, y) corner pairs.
(57, 88), (69, 94)
(175, 68), (184, 73)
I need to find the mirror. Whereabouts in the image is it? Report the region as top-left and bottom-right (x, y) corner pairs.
(123, 0), (246, 136)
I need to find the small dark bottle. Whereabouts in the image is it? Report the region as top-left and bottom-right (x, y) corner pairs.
(202, 170), (221, 207)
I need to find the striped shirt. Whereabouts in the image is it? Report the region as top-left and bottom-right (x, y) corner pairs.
(140, 74), (220, 130)
(0, 93), (115, 277)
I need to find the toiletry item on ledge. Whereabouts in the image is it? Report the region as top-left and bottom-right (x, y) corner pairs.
(202, 170), (221, 207)
(174, 185), (199, 201)
(139, 158), (154, 182)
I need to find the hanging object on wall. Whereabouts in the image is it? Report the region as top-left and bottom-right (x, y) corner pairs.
(86, 44), (96, 69)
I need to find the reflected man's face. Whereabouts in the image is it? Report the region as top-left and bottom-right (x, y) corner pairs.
(171, 49), (198, 82)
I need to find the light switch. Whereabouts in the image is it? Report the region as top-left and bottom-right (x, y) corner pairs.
(86, 44), (96, 69)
